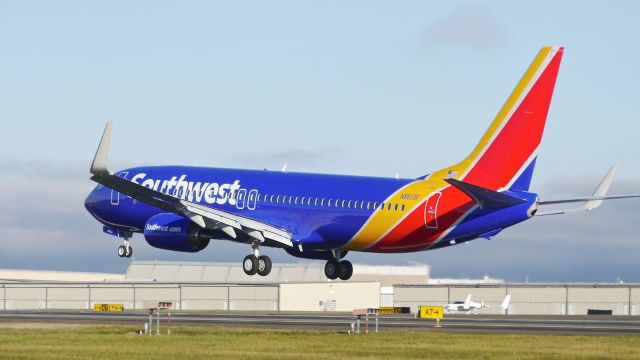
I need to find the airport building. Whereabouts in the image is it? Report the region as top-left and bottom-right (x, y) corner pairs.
(0, 261), (638, 315)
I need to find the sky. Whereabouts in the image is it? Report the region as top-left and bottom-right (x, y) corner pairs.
(0, 1), (638, 282)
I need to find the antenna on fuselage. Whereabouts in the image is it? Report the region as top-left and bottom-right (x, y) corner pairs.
(281, 163), (288, 173)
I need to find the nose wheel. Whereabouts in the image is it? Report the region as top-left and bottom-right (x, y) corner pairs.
(242, 243), (272, 276)
(117, 238), (133, 258)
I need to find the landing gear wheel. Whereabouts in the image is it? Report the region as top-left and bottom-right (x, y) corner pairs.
(257, 255), (272, 276)
(117, 246), (126, 257)
(324, 259), (340, 280)
(125, 246), (133, 258)
(243, 255), (259, 275)
(338, 260), (353, 280)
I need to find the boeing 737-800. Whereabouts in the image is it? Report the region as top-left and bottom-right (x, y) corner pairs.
(84, 46), (639, 280)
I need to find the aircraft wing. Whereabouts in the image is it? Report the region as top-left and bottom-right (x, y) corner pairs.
(535, 166), (640, 216)
(89, 122), (293, 248)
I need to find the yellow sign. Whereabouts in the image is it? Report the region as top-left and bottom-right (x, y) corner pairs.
(378, 307), (399, 315)
(93, 304), (124, 312)
(419, 306), (444, 319)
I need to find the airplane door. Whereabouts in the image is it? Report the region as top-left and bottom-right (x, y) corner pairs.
(424, 192), (442, 229)
(236, 189), (247, 209)
(110, 172), (128, 205)
(247, 189), (258, 210)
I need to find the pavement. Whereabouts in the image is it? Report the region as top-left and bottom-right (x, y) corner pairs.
(1, 310), (640, 335)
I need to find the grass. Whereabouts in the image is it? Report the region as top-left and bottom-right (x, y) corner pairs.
(0, 324), (638, 359)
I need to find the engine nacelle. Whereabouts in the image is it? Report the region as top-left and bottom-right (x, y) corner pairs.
(143, 213), (210, 252)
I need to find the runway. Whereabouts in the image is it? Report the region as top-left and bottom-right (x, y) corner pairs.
(1, 310), (639, 335)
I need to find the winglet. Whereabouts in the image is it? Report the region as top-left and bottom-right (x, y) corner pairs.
(585, 165), (618, 210)
(90, 121), (113, 175)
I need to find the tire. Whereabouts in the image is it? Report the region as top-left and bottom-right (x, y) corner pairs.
(257, 255), (272, 276)
(324, 260), (340, 280)
(338, 260), (353, 281)
(243, 255), (258, 276)
(117, 246), (126, 257)
(125, 246), (133, 258)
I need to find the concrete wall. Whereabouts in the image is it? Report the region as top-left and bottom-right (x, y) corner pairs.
(0, 283), (279, 311)
(280, 282), (380, 312)
(394, 285), (640, 315)
(1, 282), (638, 315)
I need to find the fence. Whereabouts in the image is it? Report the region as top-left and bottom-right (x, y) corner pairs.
(0, 283), (279, 311)
(393, 284), (640, 316)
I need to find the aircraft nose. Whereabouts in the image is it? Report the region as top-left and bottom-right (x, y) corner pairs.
(84, 186), (103, 215)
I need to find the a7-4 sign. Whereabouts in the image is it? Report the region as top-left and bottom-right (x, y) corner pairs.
(419, 305), (444, 319)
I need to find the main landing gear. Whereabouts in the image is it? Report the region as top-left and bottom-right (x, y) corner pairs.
(117, 235), (133, 258)
(242, 242), (272, 276)
(324, 251), (353, 281)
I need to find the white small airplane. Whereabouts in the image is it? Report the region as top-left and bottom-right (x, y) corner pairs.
(444, 294), (511, 314)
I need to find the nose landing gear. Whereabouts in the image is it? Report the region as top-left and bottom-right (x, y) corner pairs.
(117, 235), (133, 258)
(242, 242), (272, 276)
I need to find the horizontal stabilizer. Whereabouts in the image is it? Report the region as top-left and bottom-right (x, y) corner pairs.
(445, 178), (527, 210)
(536, 166), (640, 216)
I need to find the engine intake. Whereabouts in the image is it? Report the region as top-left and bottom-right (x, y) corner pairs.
(143, 213), (210, 252)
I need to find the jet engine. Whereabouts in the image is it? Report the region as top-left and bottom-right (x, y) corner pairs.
(143, 213), (210, 252)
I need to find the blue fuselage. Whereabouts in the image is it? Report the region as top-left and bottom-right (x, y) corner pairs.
(85, 165), (537, 253)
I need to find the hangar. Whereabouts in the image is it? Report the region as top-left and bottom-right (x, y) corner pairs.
(0, 261), (637, 315)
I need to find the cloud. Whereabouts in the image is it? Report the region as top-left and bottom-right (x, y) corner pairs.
(423, 4), (508, 49)
(0, 155), (86, 180)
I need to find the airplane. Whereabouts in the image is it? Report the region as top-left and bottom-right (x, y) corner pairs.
(444, 294), (511, 314)
(84, 46), (640, 281)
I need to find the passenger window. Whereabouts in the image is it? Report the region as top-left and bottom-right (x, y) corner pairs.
(288, 196), (293, 204)
(301, 197), (306, 205)
(387, 203), (392, 211)
(380, 202), (384, 210)
(294, 196), (299, 205)
(257, 194), (262, 202)
(348, 200), (352, 208)
(321, 198), (326, 206)
(401, 204), (405, 211)
(328, 199), (333, 206)
(394, 203), (398, 211)
(307, 197), (312, 205)
(276, 195), (281, 203)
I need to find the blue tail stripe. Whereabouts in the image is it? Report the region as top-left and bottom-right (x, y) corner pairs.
(510, 157), (537, 192)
